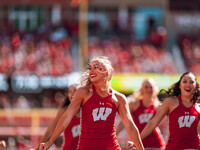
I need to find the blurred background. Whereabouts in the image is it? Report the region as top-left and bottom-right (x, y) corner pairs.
(0, 0), (200, 149)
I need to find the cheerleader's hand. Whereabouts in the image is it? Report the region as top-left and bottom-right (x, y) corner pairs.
(126, 141), (135, 149)
(39, 142), (51, 150)
(0, 140), (6, 148)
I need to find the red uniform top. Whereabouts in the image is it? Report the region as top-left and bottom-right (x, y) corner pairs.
(132, 100), (165, 148)
(63, 115), (80, 150)
(77, 85), (121, 150)
(166, 96), (200, 150)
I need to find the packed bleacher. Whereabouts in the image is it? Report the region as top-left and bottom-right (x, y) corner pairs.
(0, 23), (74, 77)
(178, 32), (200, 74)
(0, 26), (178, 76)
(88, 37), (177, 73)
(0, 19), (190, 110)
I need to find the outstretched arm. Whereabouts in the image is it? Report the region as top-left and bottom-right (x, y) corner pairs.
(0, 140), (6, 148)
(39, 88), (83, 150)
(116, 96), (136, 136)
(140, 98), (170, 140)
(117, 94), (144, 150)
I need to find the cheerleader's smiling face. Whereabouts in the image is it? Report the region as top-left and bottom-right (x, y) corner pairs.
(88, 60), (107, 82)
(179, 73), (197, 97)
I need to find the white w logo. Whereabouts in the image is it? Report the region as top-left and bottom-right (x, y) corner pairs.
(138, 113), (153, 124)
(92, 107), (112, 122)
(178, 115), (195, 128)
(71, 125), (80, 137)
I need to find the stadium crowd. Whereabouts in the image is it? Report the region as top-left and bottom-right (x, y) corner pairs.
(1, 19), (200, 109)
(0, 19), (179, 110)
(178, 32), (200, 74)
(0, 21), (178, 78)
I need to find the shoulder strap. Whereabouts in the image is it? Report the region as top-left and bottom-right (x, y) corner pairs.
(139, 100), (143, 107)
(178, 96), (183, 105)
(92, 84), (97, 94)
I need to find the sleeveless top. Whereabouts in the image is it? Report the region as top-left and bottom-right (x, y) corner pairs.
(166, 96), (200, 150)
(77, 85), (121, 150)
(132, 100), (165, 148)
(63, 115), (80, 150)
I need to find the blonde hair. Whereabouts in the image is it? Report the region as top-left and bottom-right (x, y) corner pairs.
(134, 78), (159, 100)
(80, 56), (113, 86)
